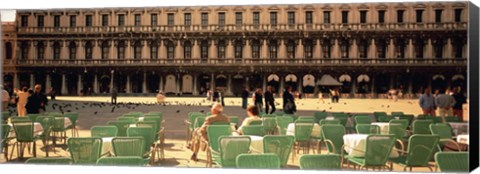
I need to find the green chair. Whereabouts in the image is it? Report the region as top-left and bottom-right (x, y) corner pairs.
(292, 121), (314, 162)
(377, 115), (393, 122)
(399, 114), (414, 127)
(284, 114), (298, 121)
(262, 117), (277, 135)
(91, 126), (118, 138)
(25, 157), (72, 164)
(355, 124), (380, 134)
(389, 119), (409, 130)
(429, 123), (462, 151)
(333, 113), (350, 132)
(236, 153), (281, 169)
(46, 112), (63, 117)
(1, 111), (11, 123)
(354, 116), (372, 125)
(51, 116), (68, 147)
(10, 120), (43, 159)
(276, 116), (294, 135)
(444, 116), (460, 123)
(211, 121), (230, 125)
(297, 116), (315, 123)
(319, 119), (341, 125)
(128, 112), (144, 117)
(241, 125), (265, 136)
(313, 112), (328, 123)
(263, 135), (295, 167)
(68, 137), (102, 164)
(185, 112), (205, 145)
(146, 112), (163, 118)
(388, 121), (408, 153)
(433, 117), (444, 123)
(64, 112), (79, 137)
(143, 116), (165, 159)
(391, 112), (404, 117)
(35, 116), (55, 157)
(96, 156), (147, 166)
(249, 120), (263, 125)
(299, 154), (342, 170)
(411, 120), (433, 135)
(112, 137), (146, 157)
(127, 127), (155, 164)
(1, 124), (12, 161)
(345, 134), (396, 171)
(27, 114), (40, 123)
(205, 125), (232, 167)
(434, 152), (469, 172)
(107, 121), (131, 136)
(193, 116), (206, 129)
(373, 112), (388, 122)
(117, 117), (137, 123)
(321, 124), (346, 155)
(211, 136), (251, 168)
(389, 134), (439, 172)
(228, 116), (240, 127)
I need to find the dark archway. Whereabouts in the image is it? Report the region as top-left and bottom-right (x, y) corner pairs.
(431, 75), (447, 92)
(51, 73), (62, 96)
(375, 74), (389, 94)
(147, 73), (160, 93)
(215, 75), (227, 89)
(100, 74), (111, 94)
(232, 75), (245, 97)
(66, 73), (78, 95)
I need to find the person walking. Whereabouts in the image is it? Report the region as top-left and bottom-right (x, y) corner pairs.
(111, 88), (117, 105)
(264, 86), (276, 114)
(241, 87), (249, 109)
(252, 88), (263, 113)
(434, 88), (456, 123)
(283, 86), (296, 114)
(452, 87), (466, 122)
(14, 87), (29, 116)
(419, 88), (436, 116)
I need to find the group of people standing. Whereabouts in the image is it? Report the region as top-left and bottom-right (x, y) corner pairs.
(3, 84), (49, 116)
(241, 86), (297, 115)
(206, 88), (225, 106)
(419, 87), (466, 122)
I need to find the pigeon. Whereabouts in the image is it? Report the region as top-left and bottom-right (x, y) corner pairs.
(176, 110), (180, 113)
(200, 110), (204, 113)
(344, 103), (347, 105)
(387, 105), (390, 108)
(75, 107), (79, 110)
(94, 111), (98, 115)
(111, 106), (116, 113)
(329, 107), (332, 110)
(66, 110), (71, 112)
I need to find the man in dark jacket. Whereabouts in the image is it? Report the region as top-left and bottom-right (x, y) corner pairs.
(241, 87), (249, 109)
(283, 86), (296, 114)
(264, 86), (275, 114)
(452, 87), (466, 122)
(26, 84), (48, 114)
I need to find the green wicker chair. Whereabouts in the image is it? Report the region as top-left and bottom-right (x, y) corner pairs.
(1, 111), (11, 124)
(68, 137), (102, 164)
(332, 113), (349, 126)
(344, 134), (396, 171)
(10, 120), (44, 159)
(117, 117), (137, 123)
(319, 119), (341, 125)
(321, 124), (346, 155)
(263, 135), (294, 167)
(51, 116), (68, 147)
(249, 120), (263, 125)
(35, 116), (55, 157)
(205, 125), (232, 167)
(185, 112), (204, 145)
(143, 116), (165, 160)
(399, 114), (414, 127)
(389, 134), (439, 172)
(211, 136), (251, 168)
(107, 120), (131, 136)
(444, 116), (460, 123)
(391, 112), (404, 117)
(313, 112), (328, 123)
(241, 125), (266, 136)
(388, 121), (408, 154)
(27, 114), (40, 123)
(236, 153), (281, 169)
(373, 112), (388, 122)
(64, 112), (79, 137)
(434, 152), (469, 172)
(127, 127), (155, 164)
(297, 116), (315, 123)
(128, 112), (144, 117)
(112, 137), (146, 157)
(377, 115), (393, 122)
(354, 116), (372, 125)
(355, 124), (380, 134)
(292, 121), (314, 162)
(25, 157), (72, 164)
(411, 120), (433, 135)
(1, 124), (12, 160)
(299, 154), (342, 170)
(228, 116), (240, 127)
(262, 117), (277, 135)
(96, 156), (147, 166)
(275, 116), (294, 135)
(429, 123), (462, 151)
(91, 126), (118, 138)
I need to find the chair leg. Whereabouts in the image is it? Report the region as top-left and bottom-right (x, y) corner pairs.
(33, 141), (36, 157)
(9, 142), (16, 160)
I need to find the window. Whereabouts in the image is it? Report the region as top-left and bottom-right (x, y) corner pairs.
(416, 9), (423, 23)
(270, 12), (277, 26)
(288, 12), (295, 25)
(397, 10), (404, 23)
(201, 40), (209, 60)
(54, 15), (60, 27)
(322, 40), (331, 58)
(454, 9), (462, 22)
(269, 40), (277, 59)
(102, 14), (109, 26)
(235, 12), (242, 26)
(378, 10), (385, 23)
(85, 15), (92, 27)
(234, 40), (243, 59)
(341, 11), (348, 24)
(201, 13), (208, 26)
(184, 41), (192, 59)
(360, 11), (367, 24)
(118, 14), (125, 26)
(167, 13), (174, 26)
(286, 40), (295, 59)
(218, 12), (225, 27)
(134, 14), (141, 26)
(434, 39), (443, 58)
(134, 41), (142, 59)
(395, 39), (405, 58)
(37, 15), (44, 27)
(85, 41), (93, 59)
(53, 42), (61, 60)
(304, 39), (313, 59)
(5, 42), (12, 59)
(415, 39), (424, 58)
(150, 41), (158, 59)
(454, 38), (463, 58)
(151, 14), (158, 27)
(69, 42), (76, 60)
(101, 41), (109, 59)
(20, 42), (29, 60)
(117, 41), (125, 59)
(70, 15), (76, 27)
(184, 13), (191, 26)
(323, 11), (330, 24)
(252, 40), (260, 59)
(253, 12), (260, 26)
(305, 11), (313, 24)
(435, 9), (442, 23)
(37, 42), (44, 60)
(217, 40), (226, 59)
(377, 39), (386, 58)
(167, 41), (174, 59)
(340, 40), (349, 58)
(21, 15), (28, 27)
(359, 39), (368, 58)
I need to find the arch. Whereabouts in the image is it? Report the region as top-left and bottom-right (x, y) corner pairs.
(432, 74), (445, 80)
(164, 74), (176, 93)
(215, 75), (227, 88)
(357, 74), (370, 82)
(338, 74), (352, 82)
(452, 74), (465, 81)
(285, 74), (297, 82)
(182, 74), (193, 93)
(302, 74), (315, 87)
(267, 74), (280, 82)
(232, 74), (245, 96)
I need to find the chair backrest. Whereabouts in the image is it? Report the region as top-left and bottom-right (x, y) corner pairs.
(262, 117), (277, 133)
(377, 115), (393, 122)
(67, 137), (102, 164)
(12, 120), (34, 142)
(275, 116), (294, 135)
(389, 119), (409, 130)
(127, 127), (154, 152)
(355, 124), (380, 134)
(128, 112), (144, 117)
(136, 120), (158, 136)
(297, 116), (315, 123)
(64, 112), (78, 125)
(241, 125), (266, 136)
(373, 112), (388, 121)
(52, 116), (66, 131)
(36, 116), (55, 136)
(299, 154), (342, 170)
(319, 119), (341, 125)
(363, 135), (395, 166)
(27, 114), (40, 122)
(332, 113), (349, 126)
(193, 116), (206, 129)
(107, 121), (131, 136)
(217, 136), (251, 167)
(404, 135), (440, 167)
(263, 135), (294, 167)
(354, 116), (372, 125)
(25, 157), (72, 164)
(388, 122), (408, 140)
(412, 120), (433, 134)
(321, 124), (345, 154)
(188, 112), (204, 130)
(399, 114), (414, 126)
(206, 125), (232, 152)
(1, 124), (11, 141)
(429, 123), (453, 139)
(444, 116), (460, 123)
(313, 112), (328, 123)
(143, 116), (162, 129)
(146, 111), (163, 117)
(391, 112), (404, 117)
(294, 122), (314, 142)
(249, 120), (263, 125)
(117, 117), (137, 123)
(283, 114), (297, 121)
(211, 121), (230, 125)
(96, 156), (147, 166)
(112, 137), (145, 157)
(46, 112), (63, 117)
(1, 111), (11, 123)
(262, 114), (276, 118)
(435, 152), (469, 172)
(91, 126), (118, 138)
(228, 116), (240, 126)
(236, 153), (281, 169)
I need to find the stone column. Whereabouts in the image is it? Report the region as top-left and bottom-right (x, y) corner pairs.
(125, 41), (131, 59)
(446, 38), (453, 58)
(61, 40), (68, 59)
(45, 74), (51, 94)
(210, 73), (215, 91)
(262, 74), (267, 93)
(408, 75), (413, 95)
(351, 39), (358, 58)
(193, 74), (199, 95)
(315, 39), (321, 59)
(77, 74), (83, 95)
(227, 74), (233, 96)
(94, 74), (99, 94)
(126, 75), (131, 93)
(407, 38), (414, 59)
(351, 76), (356, 95)
(388, 38), (395, 58)
(279, 74), (285, 94)
(160, 40), (167, 59)
(110, 71), (114, 93)
(45, 41), (52, 59)
(209, 40), (217, 60)
(369, 39), (376, 59)
(261, 39), (268, 59)
(142, 71), (147, 93)
(245, 76), (250, 90)
(159, 75), (164, 92)
(78, 42), (85, 60)
(61, 74), (68, 95)
(176, 74), (180, 95)
(13, 73), (20, 89)
(142, 40), (148, 59)
(426, 38), (433, 58)
(370, 76), (375, 96)
(332, 39), (339, 58)
(30, 41), (36, 60)
(176, 40), (183, 60)
(226, 40), (234, 59)
(279, 40), (286, 59)
(110, 41), (116, 59)
(29, 74), (35, 88)
(93, 41), (101, 60)
(193, 40), (200, 59)
(296, 39), (304, 60)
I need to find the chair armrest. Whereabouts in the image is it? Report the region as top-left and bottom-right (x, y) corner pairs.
(323, 139), (336, 154)
(439, 139), (463, 152)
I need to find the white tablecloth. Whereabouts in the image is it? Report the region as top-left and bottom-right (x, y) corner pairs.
(343, 134), (399, 158)
(248, 135), (264, 153)
(371, 122), (390, 134)
(286, 123), (321, 138)
(456, 134), (469, 145)
(448, 122), (469, 136)
(101, 137), (114, 156)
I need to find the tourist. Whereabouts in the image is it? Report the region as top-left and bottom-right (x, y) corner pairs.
(452, 87), (466, 122)
(14, 87), (29, 116)
(219, 89), (225, 106)
(25, 84), (48, 114)
(252, 88), (263, 112)
(330, 88), (340, 103)
(236, 105), (262, 135)
(1, 85), (10, 111)
(212, 89), (220, 102)
(241, 87), (249, 109)
(156, 90), (166, 104)
(111, 88), (117, 104)
(283, 86), (296, 114)
(434, 88), (456, 123)
(189, 102), (230, 161)
(264, 86), (275, 114)
(49, 87), (56, 101)
(419, 88), (436, 116)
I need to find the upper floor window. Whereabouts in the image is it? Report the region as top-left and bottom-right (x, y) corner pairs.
(454, 9), (462, 22)
(397, 10), (404, 23)
(101, 41), (109, 59)
(287, 12), (295, 25)
(184, 41), (192, 59)
(85, 15), (93, 27)
(377, 39), (386, 58)
(341, 11), (348, 24)
(270, 12), (277, 26)
(134, 41), (142, 59)
(322, 40), (331, 58)
(323, 11), (331, 24)
(286, 40), (296, 59)
(234, 40), (243, 59)
(269, 40), (277, 59)
(359, 39), (368, 58)
(415, 38), (424, 58)
(252, 40), (260, 59)
(201, 13), (208, 26)
(85, 41), (93, 59)
(20, 42), (29, 60)
(378, 10), (385, 23)
(37, 15), (44, 27)
(340, 40), (349, 58)
(21, 15), (28, 27)
(434, 39), (443, 58)
(167, 13), (174, 26)
(235, 12), (242, 26)
(305, 11), (313, 24)
(218, 12), (225, 27)
(36, 42), (45, 60)
(201, 40), (209, 59)
(184, 13), (191, 26)
(102, 14), (109, 26)
(395, 40), (405, 58)
(454, 38), (463, 58)
(134, 14), (141, 26)
(151, 14), (158, 27)
(118, 14), (125, 26)
(253, 12), (260, 26)
(117, 41), (125, 59)
(304, 39), (313, 59)
(416, 9), (423, 23)
(5, 42), (12, 59)
(360, 11), (367, 24)
(435, 9), (442, 23)
(166, 41), (175, 59)
(54, 15), (60, 27)
(53, 42), (61, 60)
(150, 41), (159, 59)
(69, 41), (77, 60)
(70, 15), (76, 27)
(217, 40), (226, 59)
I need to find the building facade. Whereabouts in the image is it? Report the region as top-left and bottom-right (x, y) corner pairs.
(2, 2), (468, 97)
